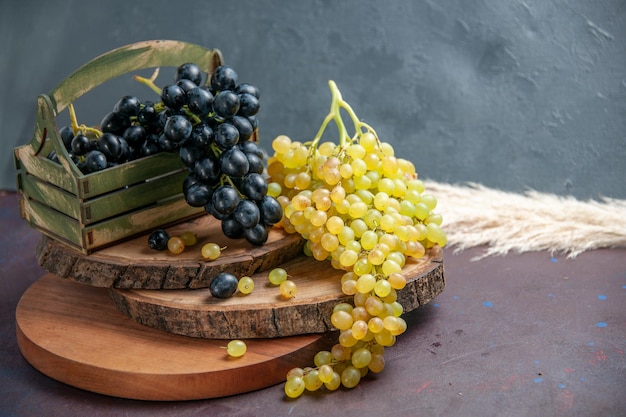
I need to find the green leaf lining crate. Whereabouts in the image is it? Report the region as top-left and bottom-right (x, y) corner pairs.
(14, 40), (224, 254)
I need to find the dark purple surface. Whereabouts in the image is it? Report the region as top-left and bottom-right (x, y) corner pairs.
(1, 191), (625, 417)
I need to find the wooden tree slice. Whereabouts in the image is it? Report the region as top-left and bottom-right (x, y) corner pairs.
(35, 214), (305, 289)
(109, 247), (444, 339)
(15, 274), (335, 401)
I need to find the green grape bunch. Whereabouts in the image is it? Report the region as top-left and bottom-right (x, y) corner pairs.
(266, 81), (447, 397)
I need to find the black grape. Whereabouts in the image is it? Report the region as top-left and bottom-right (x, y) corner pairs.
(209, 272), (239, 298)
(233, 199), (260, 229)
(211, 65), (238, 91)
(211, 185), (241, 216)
(241, 173), (268, 201)
(214, 123), (240, 149)
(213, 90), (240, 120)
(220, 147), (249, 178)
(176, 62), (203, 85)
(244, 223), (269, 246)
(259, 195), (284, 225)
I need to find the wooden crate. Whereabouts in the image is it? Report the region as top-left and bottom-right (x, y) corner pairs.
(14, 40), (224, 254)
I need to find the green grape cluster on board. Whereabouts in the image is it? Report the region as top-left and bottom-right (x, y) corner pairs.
(267, 81), (447, 397)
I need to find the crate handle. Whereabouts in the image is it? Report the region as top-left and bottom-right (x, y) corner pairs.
(49, 40), (223, 115)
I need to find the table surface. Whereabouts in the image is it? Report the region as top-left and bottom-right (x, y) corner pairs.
(1, 191), (625, 417)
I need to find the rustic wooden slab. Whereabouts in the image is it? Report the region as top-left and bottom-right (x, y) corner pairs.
(15, 274), (335, 401)
(35, 214), (305, 289)
(109, 247), (445, 339)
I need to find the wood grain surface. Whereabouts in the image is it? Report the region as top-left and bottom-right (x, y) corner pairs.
(108, 247), (445, 339)
(35, 214), (305, 289)
(15, 274), (335, 401)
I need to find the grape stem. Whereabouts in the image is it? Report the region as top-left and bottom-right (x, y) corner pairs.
(68, 103), (103, 138)
(311, 81), (379, 150)
(134, 68), (202, 124)
(133, 68), (162, 95)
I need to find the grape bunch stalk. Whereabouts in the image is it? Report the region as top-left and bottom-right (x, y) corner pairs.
(266, 81), (447, 397)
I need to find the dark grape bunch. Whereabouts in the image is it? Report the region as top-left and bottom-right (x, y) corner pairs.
(174, 64), (283, 246)
(56, 61), (282, 246)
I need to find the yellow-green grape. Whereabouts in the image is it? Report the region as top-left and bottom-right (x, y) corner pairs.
(351, 347), (372, 368)
(368, 352), (385, 373)
(272, 134), (292, 153)
(330, 310), (353, 331)
(331, 343), (352, 361)
(201, 242), (221, 260)
(420, 194), (437, 210)
(390, 317), (408, 336)
(368, 316), (385, 333)
(350, 218), (368, 238)
(352, 258), (372, 276)
(374, 279), (392, 298)
(383, 316), (402, 332)
(268, 267), (287, 285)
(338, 329), (358, 347)
(325, 215), (344, 235)
(390, 301), (404, 317)
(179, 231), (197, 246)
(346, 143), (366, 159)
(351, 306), (369, 322)
(341, 366), (362, 389)
(226, 340), (247, 357)
(318, 364), (335, 384)
(426, 222), (447, 246)
(303, 370), (323, 391)
(382, 259), (402, 276)
(284, 376), (305, 398)
(280, 280), (297, 299)
(320, 233), (339, 252)
(365, 295), (385, 316)
(339, 249), (359, 268)
(167, 236), (185, 254)
(267, 182), (282, 198)
(286, 367), (304, 379)
(333, 301), (354, 314)
(374, 329), (396, 347)
(356, 273), (376, 294)
(351, 320), (369, 340)
(314, 350), (333, 367)
(360, 230), (378, 250)
(237, 276), (254, 294)
(310, 210), (327, 227)
(367, 248), (386, 265)
(324, 371), (342, 391)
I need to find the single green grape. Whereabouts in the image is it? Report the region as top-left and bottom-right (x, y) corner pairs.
(284, 376), (305, 398)
(167, 236), (185, 254)
(226, 340), (247, 357)
(201, 242), (221, 260)
(179, 231), (197, 246)
(268, 267), (287, 285)
(237, 276), (254, 294)
(280, 280), (297, 299)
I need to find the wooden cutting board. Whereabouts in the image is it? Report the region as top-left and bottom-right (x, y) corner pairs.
(34, 214), (305, 289)
(15, 274), (335, 401)
(108, 247), (444, 339)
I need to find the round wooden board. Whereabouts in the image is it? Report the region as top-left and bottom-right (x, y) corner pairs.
(35, 214), (305, 289)
(109, 247), (445, 339)
(15, 274), (335, 401)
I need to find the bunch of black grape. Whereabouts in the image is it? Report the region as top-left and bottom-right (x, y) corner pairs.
(51, 62), (282, 246)
(174, 64), (283, 246)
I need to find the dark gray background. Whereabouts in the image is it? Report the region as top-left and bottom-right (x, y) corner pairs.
(2, 0), (625, 199)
